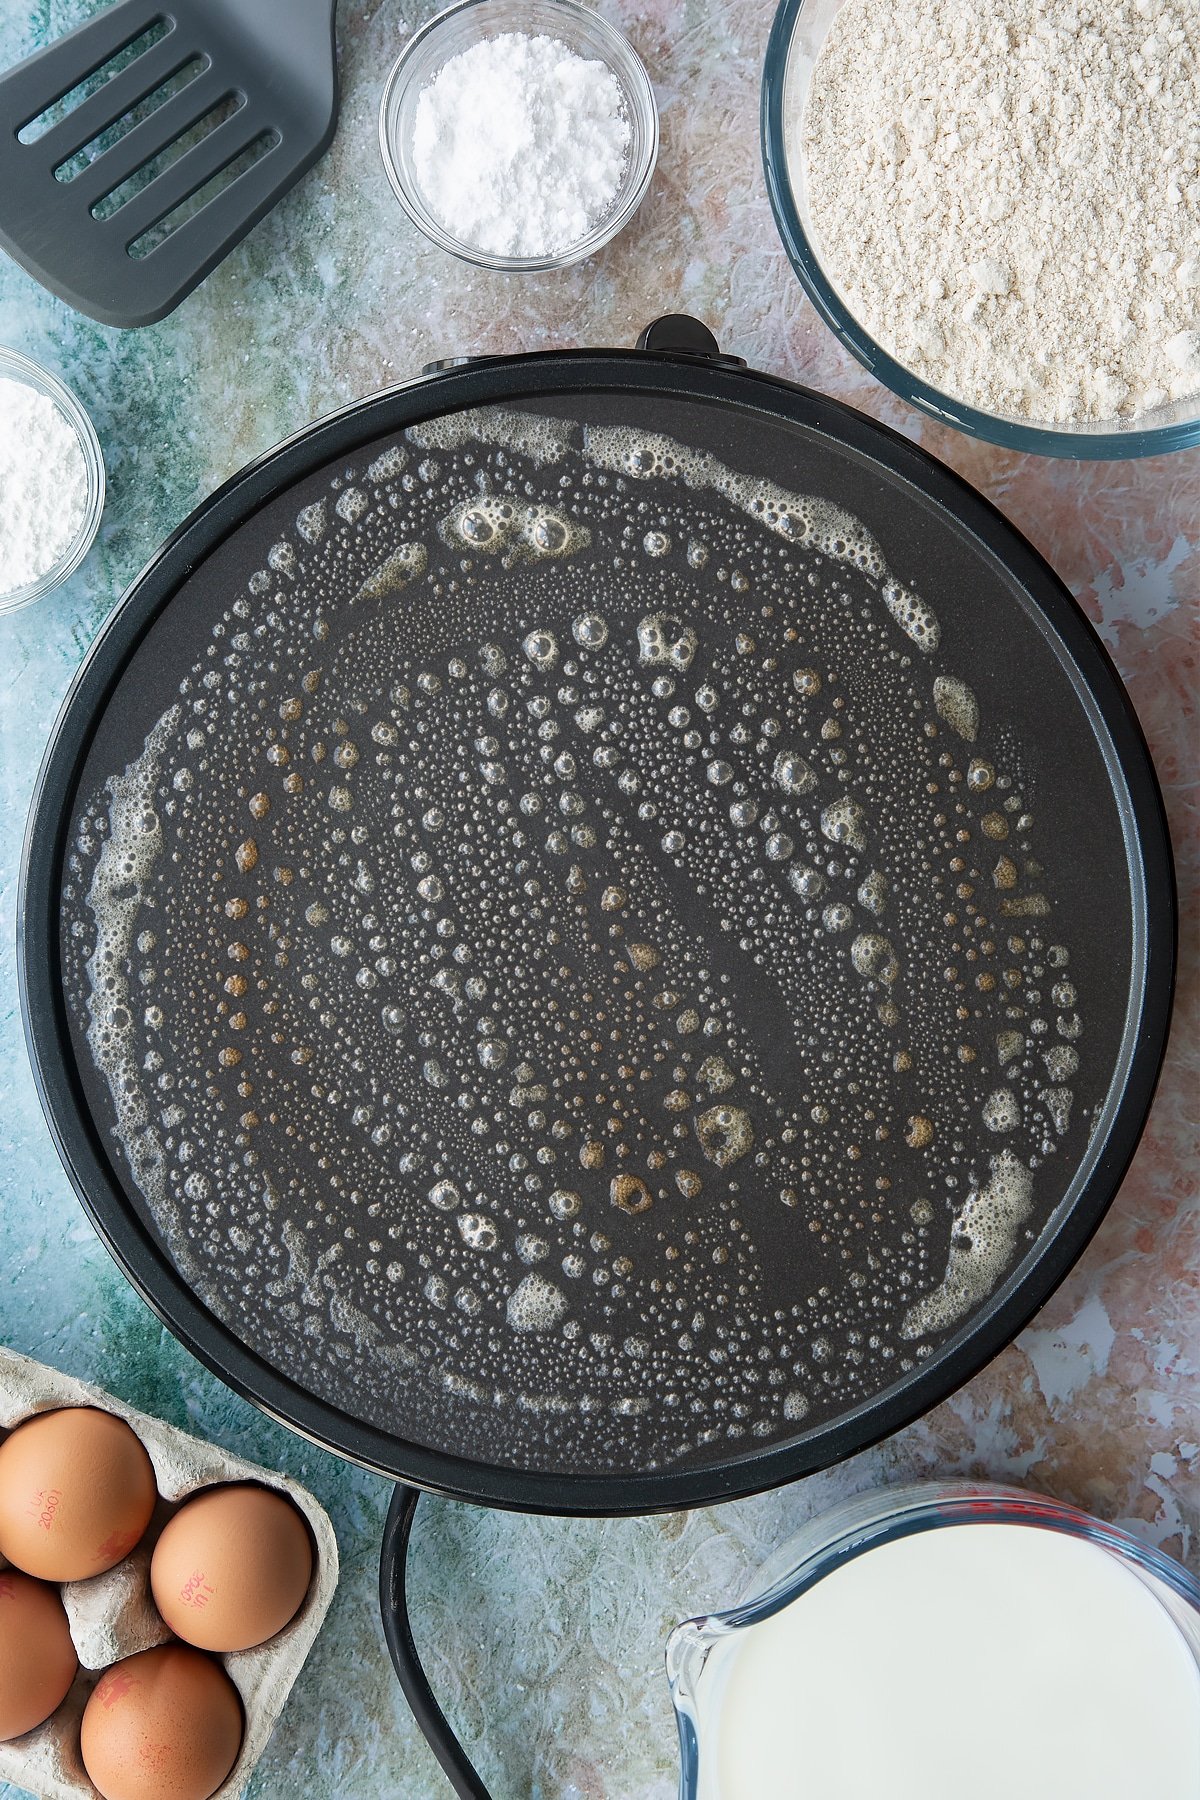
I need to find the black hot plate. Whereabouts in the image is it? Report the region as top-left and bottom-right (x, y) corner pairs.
(19, 319), (1174, 1518)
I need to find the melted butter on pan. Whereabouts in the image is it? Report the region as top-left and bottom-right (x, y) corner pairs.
(62, 414), (1089, 1473)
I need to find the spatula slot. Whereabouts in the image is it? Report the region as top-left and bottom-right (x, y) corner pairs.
(54, 55), (209, 185)
(128, 126), (280, 258)
(92, 90), (243, 221)
(0, 0), (340, 326)
(17, 16), (172, 145)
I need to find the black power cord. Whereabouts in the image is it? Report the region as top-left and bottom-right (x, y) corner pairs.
(379, 1484), (496, 1800)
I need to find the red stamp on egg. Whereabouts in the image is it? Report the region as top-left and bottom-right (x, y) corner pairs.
(179, 1568), (215, 1608)
(95, 1526), (140, 1563)
(26, 1486), (62, 1531)
(97, 1666), (138, 1709)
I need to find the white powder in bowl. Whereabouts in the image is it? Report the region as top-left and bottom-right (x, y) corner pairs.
(0, 374), (91, 596)
(795, 0), (1200, 424)
(411, 31), (631, 259)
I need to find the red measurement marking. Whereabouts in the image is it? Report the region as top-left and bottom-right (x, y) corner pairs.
(0, 1573), (15, 1600)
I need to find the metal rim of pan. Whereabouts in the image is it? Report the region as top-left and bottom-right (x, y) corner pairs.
(17, 345), (1176, 1516)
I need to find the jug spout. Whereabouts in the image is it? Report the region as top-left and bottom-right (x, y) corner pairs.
(666, 1613), (714, 1699)
(666, 1614), (721, 1800)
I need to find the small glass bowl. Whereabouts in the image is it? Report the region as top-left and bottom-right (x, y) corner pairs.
(379, 0), (658, 272)
(0, 347), (105, 614)
(761, 0), (1200, 458)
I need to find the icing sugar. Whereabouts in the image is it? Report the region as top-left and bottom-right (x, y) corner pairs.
(0, 375), (89, 595)
(412, 32), (630, 258)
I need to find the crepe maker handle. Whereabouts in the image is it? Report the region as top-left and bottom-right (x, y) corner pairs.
(381, 1485), (496, 1799)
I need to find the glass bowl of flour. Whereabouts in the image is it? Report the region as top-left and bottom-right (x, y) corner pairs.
(0, 348), (105, 614)
(379, 0), (658, 272)
(762, 0), (1200, 456)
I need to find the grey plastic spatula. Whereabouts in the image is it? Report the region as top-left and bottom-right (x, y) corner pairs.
(0, 0), (339, 328)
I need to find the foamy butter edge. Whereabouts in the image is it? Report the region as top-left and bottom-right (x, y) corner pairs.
(900, 1149), (1034, 1338)
(412, 408), (941, 652)
(84, 710), (178, 1227)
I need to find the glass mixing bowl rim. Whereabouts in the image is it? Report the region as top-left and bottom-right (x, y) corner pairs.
(760, 0), (1200, 461)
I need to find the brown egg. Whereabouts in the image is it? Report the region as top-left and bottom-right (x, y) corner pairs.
(0, 1568), (78, 1739)
(0, 1407), (157, 1582)
(150, 1483), (313, 1652)
(80, 1645), (242, 1800)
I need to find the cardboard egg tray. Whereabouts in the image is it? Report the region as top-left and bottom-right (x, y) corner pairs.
(0, 1345), (338, 1799)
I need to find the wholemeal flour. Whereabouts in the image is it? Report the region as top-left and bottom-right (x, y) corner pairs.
(795, 0), (1200, 424)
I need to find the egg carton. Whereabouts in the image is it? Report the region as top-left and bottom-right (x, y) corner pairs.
(0, 1345), (338, 1800)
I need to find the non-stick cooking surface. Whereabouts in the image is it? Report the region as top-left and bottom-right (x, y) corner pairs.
(33, 358), (1170, 1505)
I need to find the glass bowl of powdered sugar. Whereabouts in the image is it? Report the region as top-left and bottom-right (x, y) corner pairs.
(762, 0), (1200, 457)
(379, 0), (658, 271)
(0, 347), (105, 613)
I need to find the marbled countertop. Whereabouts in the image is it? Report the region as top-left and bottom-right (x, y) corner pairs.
(0, 2), (1196, 1796)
